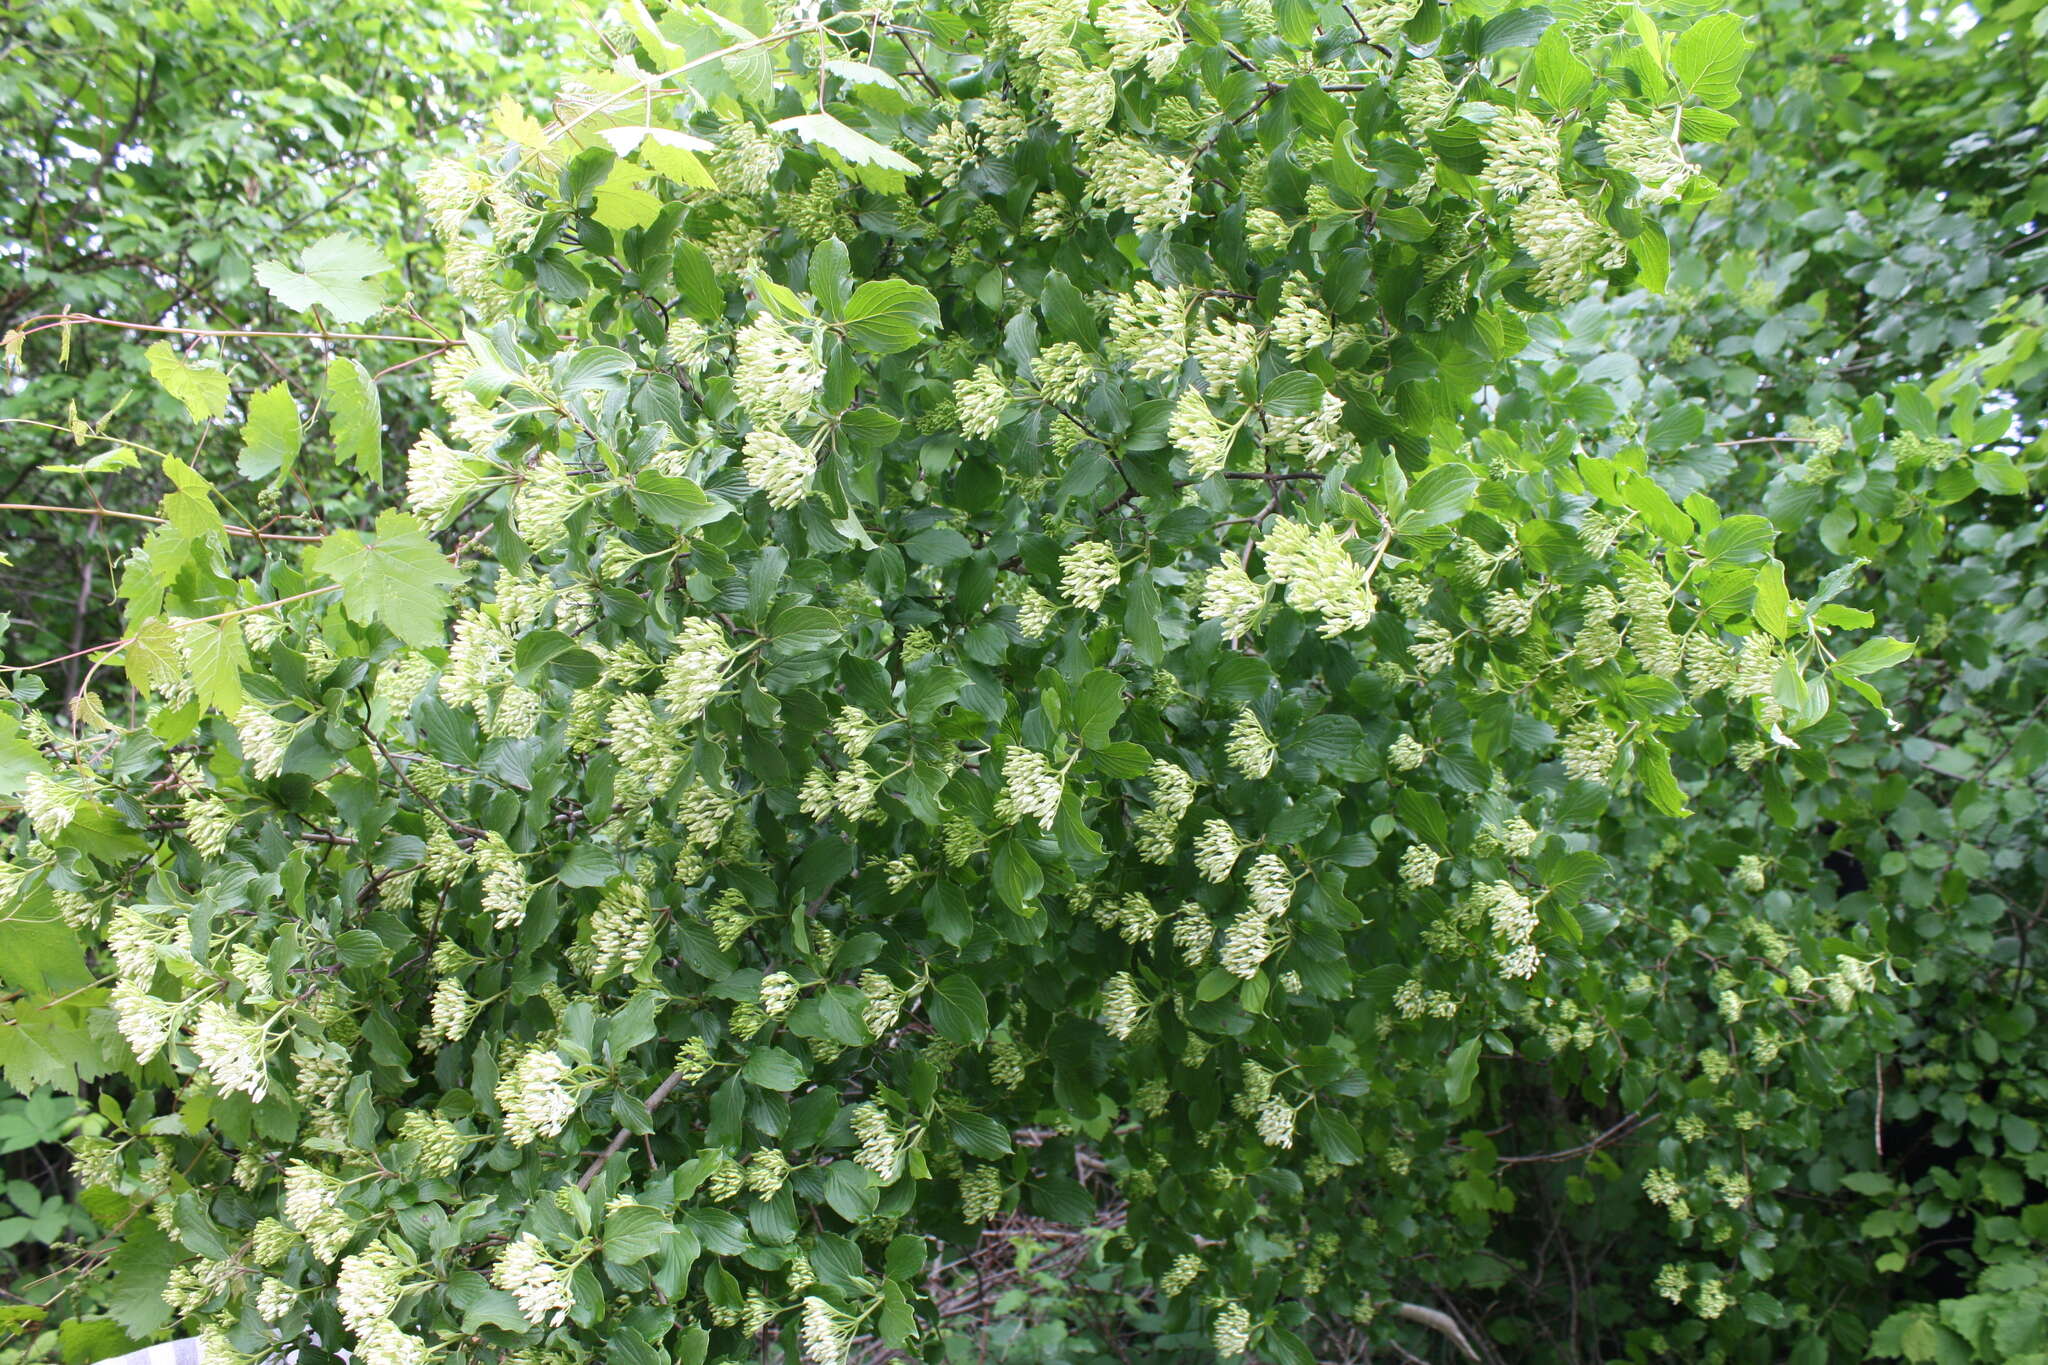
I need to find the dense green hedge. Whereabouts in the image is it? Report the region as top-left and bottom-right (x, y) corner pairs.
(2, 0), (2045, 1362)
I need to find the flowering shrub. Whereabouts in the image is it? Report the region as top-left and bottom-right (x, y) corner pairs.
(0, 0), (1934, 1361)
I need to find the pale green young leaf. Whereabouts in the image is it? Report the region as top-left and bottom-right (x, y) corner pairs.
(238, 381), (302, 481)
(144, 342), (230, 422)
(326, 356), (383, 481)
(305, 510), (463, 646)
(253, 232), (392, 324)
(1671, 12), (1753, 108)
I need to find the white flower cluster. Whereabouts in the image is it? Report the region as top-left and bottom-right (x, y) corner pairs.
(1200, 558), (1267, 641)
(961, 1163), (1003, 1223)
(1270, 277), (1332, 359)
(1101, 971), (1144, 1040)
(513, 453), (587, 554)
(1005, 749), (1066, 830)
(234, 707), (295, 781)
(759, 971), (799, 1017)
(1194, 818), (1242, 883)
(1043, 57), (1116, 133)
(1256, 1093), (1296, 1147)
(859, 970), (906, 1038)
(1393, 58), (1457, 129)
(1172, 905), (1213, 966)
(1479, 107), (1559, 196)
(583, 881), (654, 978)
(493, 1233), (574, 1328)
(1510, 183), (1627, 301)
(1108, 281), (1189, 380)
(1400, 843), (1442, 889)
(1170, 388), (1230, 477)
(851, 1102), (902, 1180)
(1213, 1301), (1253, 1356)
(715, 119), (784, 196)
(1193, 315), (1261, 391)
(1085, 136), (1194, 236)
(283, 1162), (353, 1262)
(743, 426), (816, 508)
(1388, 732), (1428, 771)
(1060, 540), (1122, 610)
(1602, 105), (1694, 203)
(1134, 759), (1196, 861)
(405, 429), (476, 526)
(476, 831), (531, 930)
(1260, 517), (1377, 636)
(660, 616), (735, 723)
(495, 1046), (577, 1146)
(1561, 719), (1619, 783)
(1226, 707), (1276, 779)
(1032, 341), (1095, 405)
(190, 1001), (272, 1102)
(337, 1240), (411, 1335)
(956, 364), (1012, 438)
(1217, 853), (1295, 978)
(734, 312), (823, 420)
(1099, 0), (1183, 76)
(800, 1295), (852, 1365)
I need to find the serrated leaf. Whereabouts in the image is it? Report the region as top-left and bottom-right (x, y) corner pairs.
(180, 616), (247, 715)
(253, 232), (391, 324)
(770, 113), (921, 174)
(305, 510), (463, 646)
(327, 356), (382, 481)
(238, 382), (302, 481)
(145, 342), (229, 422)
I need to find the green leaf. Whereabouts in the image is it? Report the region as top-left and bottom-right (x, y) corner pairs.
(840, 279), (941, 353)
(253, 231), (391, 323)
(1073, 669), (1125, 749)
(305, 510), (464, 646)
(1671, 12), (1753, 108)
(1261, 371), (1326, 418)
(104, 1223), (177, 1338)
(1832, 637), (1915, 677)
(238, 382), (302, 481)
(1753, 559), (1790, 639)
(1399, 464), (1479, 531)
(1444, 1036), (1481, 1105)
(181, 615), (247, 715)
(633, 472), (734, 529)
(1619, 470), (1694, 544)
(948, 1112), (1014, 1158)
(1532, 24), (1595, 109)
(992, 837), (1041, 911)
(771, 113), (921, 174)
(591, 164), (665, 232)
(1636, 736), (1690, 817)
(741, 1047), (809, 1091)
(326, 356), (383, 481)
(1701, 514), (1775, 566)
(145, 342), (229, 422)
(928, 974), (989, 1044)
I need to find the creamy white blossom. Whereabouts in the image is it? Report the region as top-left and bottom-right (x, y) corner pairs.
(743, 426), (816, 507)
(1005, 749), (1065, 830)
(1060, 540), (1122, 610)
(493, 1233), (574, 1328)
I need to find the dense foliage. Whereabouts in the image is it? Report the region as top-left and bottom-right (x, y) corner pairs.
(0, 0), (2043, 1363)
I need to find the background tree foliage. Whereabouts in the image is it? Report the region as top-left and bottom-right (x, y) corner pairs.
(0, 2), (2044, 1365)
(0, 0), (575, 689)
